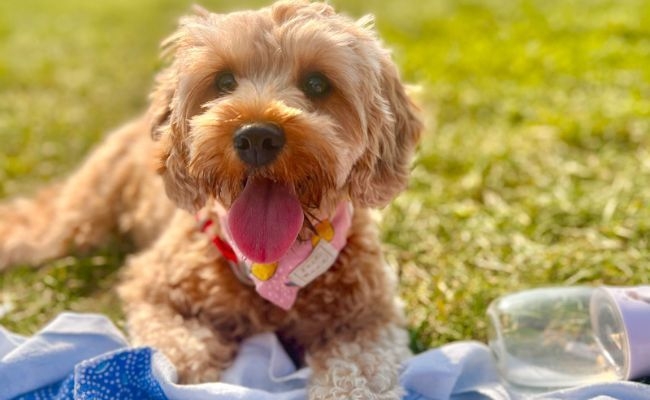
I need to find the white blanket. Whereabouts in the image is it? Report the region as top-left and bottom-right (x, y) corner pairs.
(1, 313), (648, 400)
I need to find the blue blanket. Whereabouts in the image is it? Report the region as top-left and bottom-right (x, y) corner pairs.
(1, 313), (648, 400)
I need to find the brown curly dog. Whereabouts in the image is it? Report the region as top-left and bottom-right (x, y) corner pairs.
(0, 1), (422, 398)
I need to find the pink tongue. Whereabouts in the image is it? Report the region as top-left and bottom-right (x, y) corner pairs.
(227, 178), (304, 263)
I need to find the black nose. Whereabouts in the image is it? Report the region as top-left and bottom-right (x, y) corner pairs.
(233, 123), (285, 167)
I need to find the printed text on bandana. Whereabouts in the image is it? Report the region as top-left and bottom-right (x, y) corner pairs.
(289, 240), (338, 286)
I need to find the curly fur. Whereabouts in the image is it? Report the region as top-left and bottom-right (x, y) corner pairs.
(0, 1), (422, 398)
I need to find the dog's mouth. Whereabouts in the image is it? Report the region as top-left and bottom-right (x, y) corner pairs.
(226, 177), (304, 264)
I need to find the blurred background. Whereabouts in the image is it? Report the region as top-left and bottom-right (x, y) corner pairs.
(0, 0), (649, 352)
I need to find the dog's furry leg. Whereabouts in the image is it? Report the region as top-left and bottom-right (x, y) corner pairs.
(120, 249), (238, 383)
(0, 118), (174, 269)
(118, 211), (250, 383)
(307, 323), (411, 400)
(122, 300), (237, 383)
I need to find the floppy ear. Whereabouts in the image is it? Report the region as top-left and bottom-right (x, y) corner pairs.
(147, 15), (209, 212)
(148, 67), (177, 140)
(348, 53), (423, 208)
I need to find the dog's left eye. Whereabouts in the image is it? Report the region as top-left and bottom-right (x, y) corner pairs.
(215, 72), (238, 94)
(301, 72), (331, 99)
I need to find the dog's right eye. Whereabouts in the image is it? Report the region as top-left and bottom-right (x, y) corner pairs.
(215, 72), (237, 95)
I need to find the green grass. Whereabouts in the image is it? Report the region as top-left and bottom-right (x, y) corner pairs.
(1, 0), (650, 352)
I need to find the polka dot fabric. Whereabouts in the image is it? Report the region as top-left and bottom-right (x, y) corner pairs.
(15, 348), (167, 400)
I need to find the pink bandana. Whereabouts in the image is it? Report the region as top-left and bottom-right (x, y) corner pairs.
(200, 202), (353, 310)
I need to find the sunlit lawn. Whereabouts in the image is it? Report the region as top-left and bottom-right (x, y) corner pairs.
(1, 0), (649, 351)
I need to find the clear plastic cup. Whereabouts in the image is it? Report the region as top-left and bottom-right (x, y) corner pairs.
(487, 286), (650, 393)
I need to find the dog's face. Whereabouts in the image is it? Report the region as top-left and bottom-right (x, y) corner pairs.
(150, 0), (421, 262)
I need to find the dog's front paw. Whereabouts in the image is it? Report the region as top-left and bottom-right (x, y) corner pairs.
(149, 324), (227, 384)
(125, 305), (237, 384)
(172, 351), (222, 384)
(309, 383), (402, 400)
(308, 358), (403, 400)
